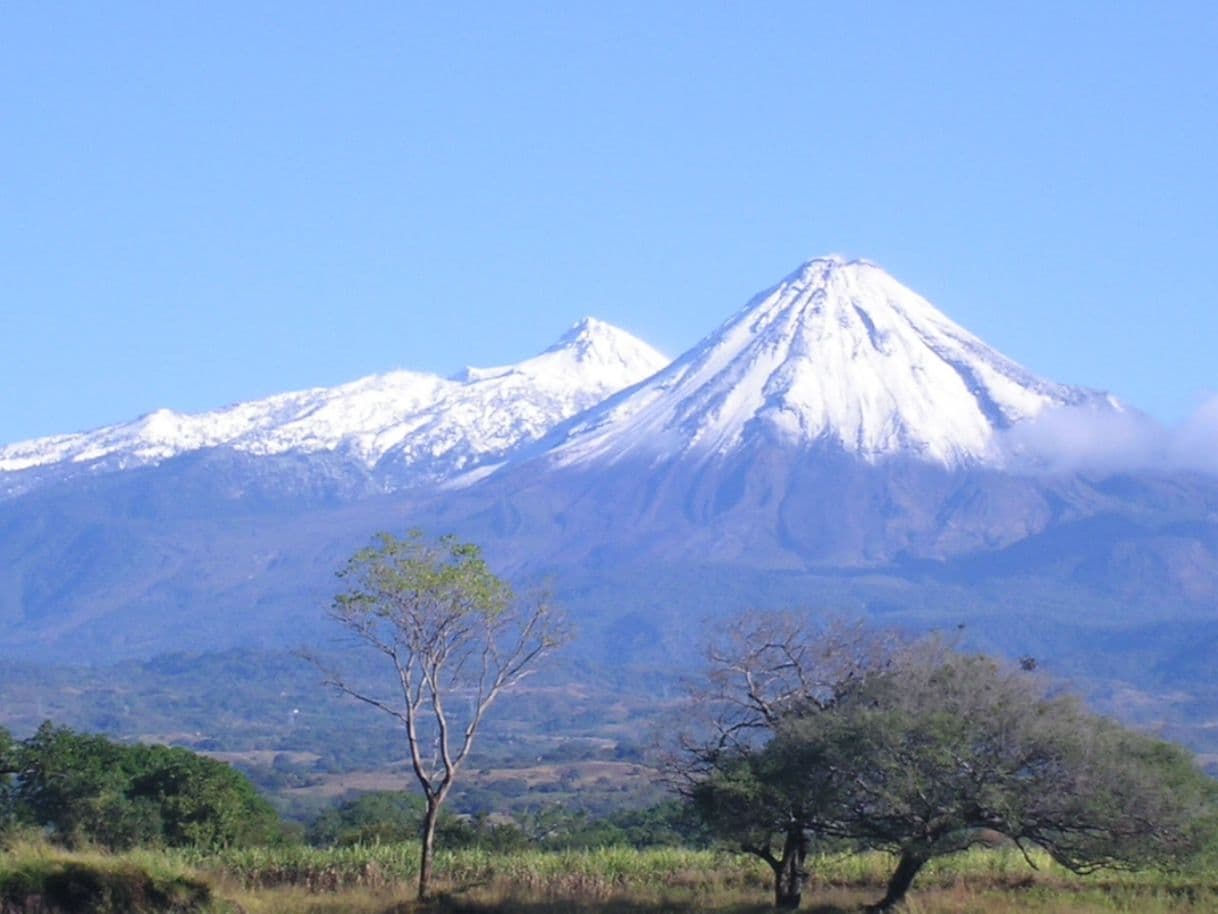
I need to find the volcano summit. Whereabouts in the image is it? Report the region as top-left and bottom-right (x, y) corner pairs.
(533, 256), (1119, 471)
(0, 256), (1214, 668)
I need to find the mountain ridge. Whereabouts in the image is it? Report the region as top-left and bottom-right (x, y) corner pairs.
(1, 255), (1215, 670)
(0, 317), (668, 498)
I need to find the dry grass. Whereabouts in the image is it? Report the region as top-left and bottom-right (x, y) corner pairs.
(5, 840), (1215, 914)
(0, 837), (221, 914)
(199, 846), (1218, 914)
(215, 883), (1218, 914)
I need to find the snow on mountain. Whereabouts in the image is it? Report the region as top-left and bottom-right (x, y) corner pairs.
(0, 318), (668, 488)
(538, 257), (1116, 470)
(380, 317), (669, 481)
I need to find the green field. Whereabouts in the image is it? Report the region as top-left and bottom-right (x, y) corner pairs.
(4, 840), (1217, 914)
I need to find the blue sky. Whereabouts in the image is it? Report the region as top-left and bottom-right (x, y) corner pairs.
(3, 2), (1216, 442)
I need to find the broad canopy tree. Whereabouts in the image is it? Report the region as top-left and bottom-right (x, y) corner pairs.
(318, 530), (564, 901)
(777, 644), (1215, 910)
(665, 614), (897, 908)
(674, 614), (1216, 911)
(5, 722), (279, 850)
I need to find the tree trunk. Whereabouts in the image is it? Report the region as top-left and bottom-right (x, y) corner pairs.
(867, 850), (927, 912)
(417, 798), (439, 901)
(772, 826), (809, 909)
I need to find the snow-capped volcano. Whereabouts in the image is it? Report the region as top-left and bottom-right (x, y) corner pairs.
(540, 257), (1114, 470)
(6, 254), (1218, 669)
(0, 317), (668, 493)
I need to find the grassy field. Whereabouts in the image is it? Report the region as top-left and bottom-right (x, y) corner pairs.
(0, 839), (218, 914)
(4, 840), (1217, 914)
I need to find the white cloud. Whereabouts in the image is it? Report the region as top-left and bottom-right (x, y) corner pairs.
(1173, 394), (1218, 471)
(999, 395), (1218, 476)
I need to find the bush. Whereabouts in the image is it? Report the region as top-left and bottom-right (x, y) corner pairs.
(13, 722), (282, 850)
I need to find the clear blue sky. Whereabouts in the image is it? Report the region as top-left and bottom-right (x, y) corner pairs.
(3, 2), (1216, 443)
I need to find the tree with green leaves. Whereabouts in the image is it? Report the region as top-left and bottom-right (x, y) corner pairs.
(15, 723), (154, 848)
(306, 790), (532, 851)
(12, 722), (280, 850)
(318, 531), (564, 900)
(797, 645), (1218, 911)
(664, 613), (895, 909)
(675, 618), (1217, 911)
(125, 743), (281, 849)
(307, 791), (428, 847)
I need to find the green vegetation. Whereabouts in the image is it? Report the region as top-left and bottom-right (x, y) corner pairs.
(0, 839), (221, 914)
(303, 793), (705, 853)
(1, 532), (1215, 914)
(1, 644), (1207, 824)
(316, 530), (565, 900)
(4, 841), (1218, 914)
(672, 616), (1218, 910)
(3, 723), (281, 850)
(305, 791), (525, 851)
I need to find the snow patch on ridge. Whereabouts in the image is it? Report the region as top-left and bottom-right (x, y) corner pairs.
(3, 257), (1139, 494)
(0, 320), (669, 488)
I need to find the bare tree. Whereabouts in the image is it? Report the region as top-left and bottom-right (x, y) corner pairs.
(315, 531), (564, 900)
(661, 613), (895, 909)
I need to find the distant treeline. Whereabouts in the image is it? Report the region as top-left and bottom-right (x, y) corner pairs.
(0, 722), (699, 854)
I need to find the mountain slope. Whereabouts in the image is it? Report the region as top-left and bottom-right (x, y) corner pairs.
(422, 257), (1134, 568)
(0, 318), (668, 497)
(0, 255), (1215, 667)
(2, 254), (1215, 769)
(537, 257), (1116, 471)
